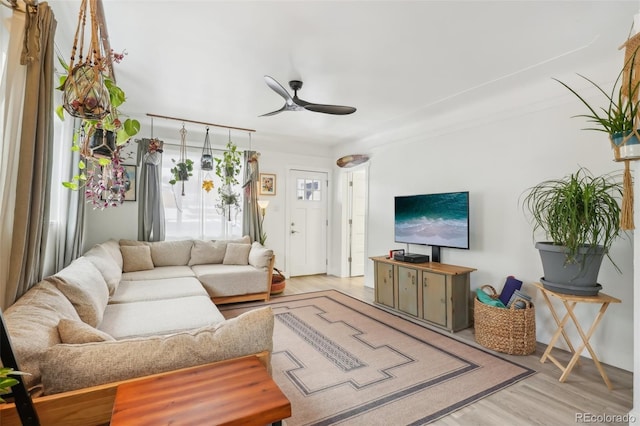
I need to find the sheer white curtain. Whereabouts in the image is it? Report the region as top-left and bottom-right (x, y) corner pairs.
(0, 7), (27, 310)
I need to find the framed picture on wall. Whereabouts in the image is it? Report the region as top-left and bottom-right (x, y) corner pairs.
(259, 173), (276, 195)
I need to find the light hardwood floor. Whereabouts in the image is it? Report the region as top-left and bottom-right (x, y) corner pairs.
(279, 274), (633, 426)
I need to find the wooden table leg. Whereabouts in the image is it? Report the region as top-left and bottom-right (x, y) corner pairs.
(539, 293), (578, 364)
(559, 300), (613, 389)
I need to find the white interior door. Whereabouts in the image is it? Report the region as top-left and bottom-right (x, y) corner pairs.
(289, 170), (328, 276)
(349, 169), (366, 276)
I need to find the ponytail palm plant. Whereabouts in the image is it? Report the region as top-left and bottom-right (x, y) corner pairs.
(522, 167), (623, 269)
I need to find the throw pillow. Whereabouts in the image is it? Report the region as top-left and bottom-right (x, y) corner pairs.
(58, 318), (114, 344)
(188, 240), (227, 265)
(121, 245), (154, 273)
(83, 245), (122, 295)
(476, 288), (506, 308)
(223, 243), (252, 265)
(149, 240), (193, 266)
(46, 257), (110, 327)
(248, 242), (274, 269)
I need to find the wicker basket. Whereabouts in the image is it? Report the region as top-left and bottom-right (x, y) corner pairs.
(474, 285), (536, 355)
(270, 268), (286, 295)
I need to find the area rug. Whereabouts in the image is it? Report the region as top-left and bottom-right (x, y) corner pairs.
(220, 290), (535, 425)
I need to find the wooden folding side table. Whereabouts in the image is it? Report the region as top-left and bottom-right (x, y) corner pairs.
(532, 282), (621, 389)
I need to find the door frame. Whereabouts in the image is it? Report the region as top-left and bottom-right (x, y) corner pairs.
(285, 166), (332, 278)
(339, 163), (369, 277)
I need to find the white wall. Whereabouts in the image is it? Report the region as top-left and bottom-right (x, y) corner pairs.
(333, 55), (634, 371)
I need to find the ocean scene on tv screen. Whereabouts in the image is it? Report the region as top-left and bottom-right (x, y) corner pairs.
(394, 192), (469, 248)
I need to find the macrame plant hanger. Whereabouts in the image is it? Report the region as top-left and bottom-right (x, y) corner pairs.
(202, 127), (214, 192)
(63, 0), (111, 121)
(617, 29), (640, 230)
(178, 124), (188, 196)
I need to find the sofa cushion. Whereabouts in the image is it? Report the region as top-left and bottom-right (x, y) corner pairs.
(58, 319), (115, 344)
(41, 307), (274, 395)
(193, 264), (269, 297)
(223, 243), (251, 265)
(121, 265), (196, 281)
(248, 242), (274, 269)
(188, 240), (227, 265)
(99, 296), (225, 339)
(109, 277), (208, 304)
(46, 257), (110, 327)
(121, 245), (154, 273)
(100, 239), (124, 270)
(149, 240), (193, 266)
(3, 281), (81, 390)
(83, 244), (123, 295)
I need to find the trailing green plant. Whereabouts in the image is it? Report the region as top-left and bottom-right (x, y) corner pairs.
(215, 140), (242, 186)
(521, 167), (623, 269)
(0, 367), (29, 403)
(169, 158), (194, 185)
(553, 49), (640, 136)
(214, 140), (242, 217)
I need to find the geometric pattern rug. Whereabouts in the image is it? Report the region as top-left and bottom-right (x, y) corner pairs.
(220, 290), (535, 425)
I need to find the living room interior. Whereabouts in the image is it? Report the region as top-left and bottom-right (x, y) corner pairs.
(2, 0), (640, 425)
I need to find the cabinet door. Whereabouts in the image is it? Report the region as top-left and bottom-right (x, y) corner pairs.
(375, 262), (394, 307)
(422, 272), (447, 327)
(398, 266), (418, 316)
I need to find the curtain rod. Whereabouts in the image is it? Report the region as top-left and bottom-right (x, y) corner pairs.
(146, 113), (256, 133)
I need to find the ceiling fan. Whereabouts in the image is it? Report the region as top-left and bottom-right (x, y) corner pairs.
(260, 75), (356, 116)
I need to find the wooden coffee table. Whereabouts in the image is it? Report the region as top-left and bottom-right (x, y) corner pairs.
(111, 356), (291, 425)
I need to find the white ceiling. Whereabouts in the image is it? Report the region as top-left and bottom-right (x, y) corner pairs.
(48, 1), (640, 150)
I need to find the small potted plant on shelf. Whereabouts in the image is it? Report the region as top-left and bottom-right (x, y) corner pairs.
(554, 48), (640, 160)
(521, 167), (624, 296)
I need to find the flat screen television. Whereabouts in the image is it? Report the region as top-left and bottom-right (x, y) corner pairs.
(394, 191), (469, 262)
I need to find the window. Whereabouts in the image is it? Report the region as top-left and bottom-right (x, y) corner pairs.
(297, 178), (322, 201)
(162, 144), (243, 240)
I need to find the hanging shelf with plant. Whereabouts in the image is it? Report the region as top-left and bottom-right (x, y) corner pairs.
(553, 34), (640, 230)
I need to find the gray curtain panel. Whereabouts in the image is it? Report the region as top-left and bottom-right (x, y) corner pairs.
(242, 151), (262, 243)
(7, 3), (56, 304)
(137, 139), (165, 242)
(57, 118), (85, 270)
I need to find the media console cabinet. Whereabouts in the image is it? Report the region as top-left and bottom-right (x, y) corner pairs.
(370, 256), (476, 332)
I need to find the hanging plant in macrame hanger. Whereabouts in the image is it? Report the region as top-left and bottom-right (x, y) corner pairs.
(201, 127), (214, 171)
(169, 124), (193, 196)
(62, 0), (111, 120)
(201, 127), (215, 192)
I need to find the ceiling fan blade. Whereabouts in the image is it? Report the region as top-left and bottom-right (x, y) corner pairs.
(303, 103), (357, 115)
(259, 105), (287, 117)
(264, 75), (293, 103)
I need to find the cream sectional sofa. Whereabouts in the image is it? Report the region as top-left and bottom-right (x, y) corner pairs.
(0, 237), (276, 426)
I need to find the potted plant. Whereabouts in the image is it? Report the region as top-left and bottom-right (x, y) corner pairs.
(215, 140), (242, 221)
(59, 50), (141, 208)
(554, 48), (640, 160)
(169, 158), (194, 185)
(0, 367), (29, 403)
(521, 167), (623, 295)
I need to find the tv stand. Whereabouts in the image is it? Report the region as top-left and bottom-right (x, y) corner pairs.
(370, 256), (476, 332)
